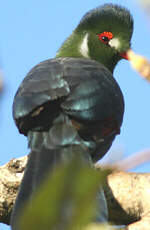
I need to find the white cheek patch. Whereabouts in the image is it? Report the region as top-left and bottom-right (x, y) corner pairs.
(79, 33), (90, 58)
(109, 38), (121, 50)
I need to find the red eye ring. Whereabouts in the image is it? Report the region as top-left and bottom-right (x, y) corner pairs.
(98, 31), (113, 45)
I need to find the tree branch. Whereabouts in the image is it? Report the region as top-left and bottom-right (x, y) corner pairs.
(0, 156), (27, 224)
(0, 155), (150, 229)
(104, 171), (150, 229)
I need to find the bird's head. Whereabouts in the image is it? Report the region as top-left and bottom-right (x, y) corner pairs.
(57, 4), (134, 72)
(76, 4), (133, 72)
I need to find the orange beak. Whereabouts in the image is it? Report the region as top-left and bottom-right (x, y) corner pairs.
(119, 51), (129, 60)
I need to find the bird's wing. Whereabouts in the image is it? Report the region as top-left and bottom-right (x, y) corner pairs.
(13, 58), (124, 137)
(13, 58), (71, 134)
(61, 58), (124, 123)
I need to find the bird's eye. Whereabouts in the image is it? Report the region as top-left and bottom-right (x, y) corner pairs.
(98, 31), (113, 45)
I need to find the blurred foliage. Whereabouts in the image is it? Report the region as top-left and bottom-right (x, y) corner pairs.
(136, 0), (150, 14)
(18, 157), (111, 230)
(138, 0), (150, 7)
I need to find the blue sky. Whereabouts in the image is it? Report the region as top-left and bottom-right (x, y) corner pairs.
(0, 0), (150, 229)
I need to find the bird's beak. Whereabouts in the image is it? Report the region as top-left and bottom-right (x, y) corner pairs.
(119, 51), (129, 60)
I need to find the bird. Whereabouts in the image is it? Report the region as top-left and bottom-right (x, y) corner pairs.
(10, 4), (133, 229)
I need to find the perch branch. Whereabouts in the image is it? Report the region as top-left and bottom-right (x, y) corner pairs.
(0, 155), (150, 229)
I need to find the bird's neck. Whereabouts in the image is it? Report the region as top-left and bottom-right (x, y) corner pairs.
(56, 32), (91, 59)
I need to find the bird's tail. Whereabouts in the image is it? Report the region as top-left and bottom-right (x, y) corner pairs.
(10, 123), (91, 229)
